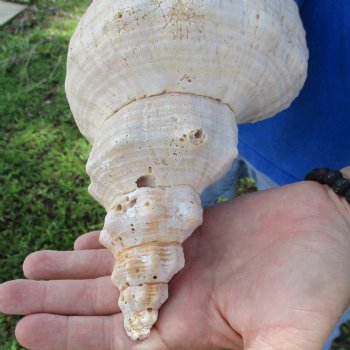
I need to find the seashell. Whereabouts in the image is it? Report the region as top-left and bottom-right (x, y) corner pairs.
(65, 0), (308, 340)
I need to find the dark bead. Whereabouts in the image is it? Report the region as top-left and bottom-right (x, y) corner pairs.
(332, 178), (350, 195)
(345, 188), (350, 204)
(304, 168), (330, 183)
(324, 170), (343, 186)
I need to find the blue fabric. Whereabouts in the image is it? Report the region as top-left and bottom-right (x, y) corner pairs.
(238, 0), (350, 185)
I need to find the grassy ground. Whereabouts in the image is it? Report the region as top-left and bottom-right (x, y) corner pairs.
(0, 1), (349, 349)
(0, 1), (104, 348)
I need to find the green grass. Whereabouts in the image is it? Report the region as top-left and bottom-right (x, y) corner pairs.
(0, 1), (104, 348)
(332, 321), (350, 350)
(0, 1), (349, 349)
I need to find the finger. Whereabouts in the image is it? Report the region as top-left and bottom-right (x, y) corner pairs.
(15, 314), (165, 350)
(341, 166), (350, 179)
(0, 277), (120, 316)
(16, 314), (121, 350)
(74, 231), (104, 250)
(23, 250), (114, 280)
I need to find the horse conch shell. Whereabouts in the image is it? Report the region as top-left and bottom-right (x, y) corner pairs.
(65, 0), (308, 340)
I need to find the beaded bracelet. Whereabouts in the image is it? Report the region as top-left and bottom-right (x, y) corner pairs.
(304, 168), (350, 203)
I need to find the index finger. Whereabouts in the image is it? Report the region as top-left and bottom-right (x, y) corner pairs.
(23, 249), (114, 280)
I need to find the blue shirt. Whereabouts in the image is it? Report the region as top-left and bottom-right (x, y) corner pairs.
(238, 0), (350, 185)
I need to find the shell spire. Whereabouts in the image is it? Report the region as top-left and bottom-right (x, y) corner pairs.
(101, 185), (203, 339)
(65, 0), (308, 340)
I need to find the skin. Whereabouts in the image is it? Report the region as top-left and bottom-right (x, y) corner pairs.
(1, 168), (350, 350)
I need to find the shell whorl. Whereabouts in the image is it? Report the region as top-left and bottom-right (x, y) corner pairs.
(66, 0), (308, 144)
(86, 93), (238, 210)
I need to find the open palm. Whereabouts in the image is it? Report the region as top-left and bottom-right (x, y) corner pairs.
(1, 178), (350, 350)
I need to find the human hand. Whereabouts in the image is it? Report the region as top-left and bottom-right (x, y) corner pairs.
(1, 170), (350, 350)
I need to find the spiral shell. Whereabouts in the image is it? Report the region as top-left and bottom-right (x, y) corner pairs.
(65, 0), (308, 340)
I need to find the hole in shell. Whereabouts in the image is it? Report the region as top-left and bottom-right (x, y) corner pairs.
(136, 175), (156, 188)
(194, 129), (203, 139)
(153, 275), (157, 280)
(138, 283), (143, 287)
(116, 198), (136, 212)
(148, 166), (152, 173)
(144, 202), (150, 206)
(129, 198), (137, 208)
(126, 282), (130, 287)
(189, 128), (206, 145)
(147, 308), (153, 312)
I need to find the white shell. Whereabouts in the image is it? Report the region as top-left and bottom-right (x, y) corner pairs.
(66, 0), (308, 143)
(87, 93), (238, 209)
(65, 0), (308, 340)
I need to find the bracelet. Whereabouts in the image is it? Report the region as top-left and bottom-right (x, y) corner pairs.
(304, 168), (350, 203)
